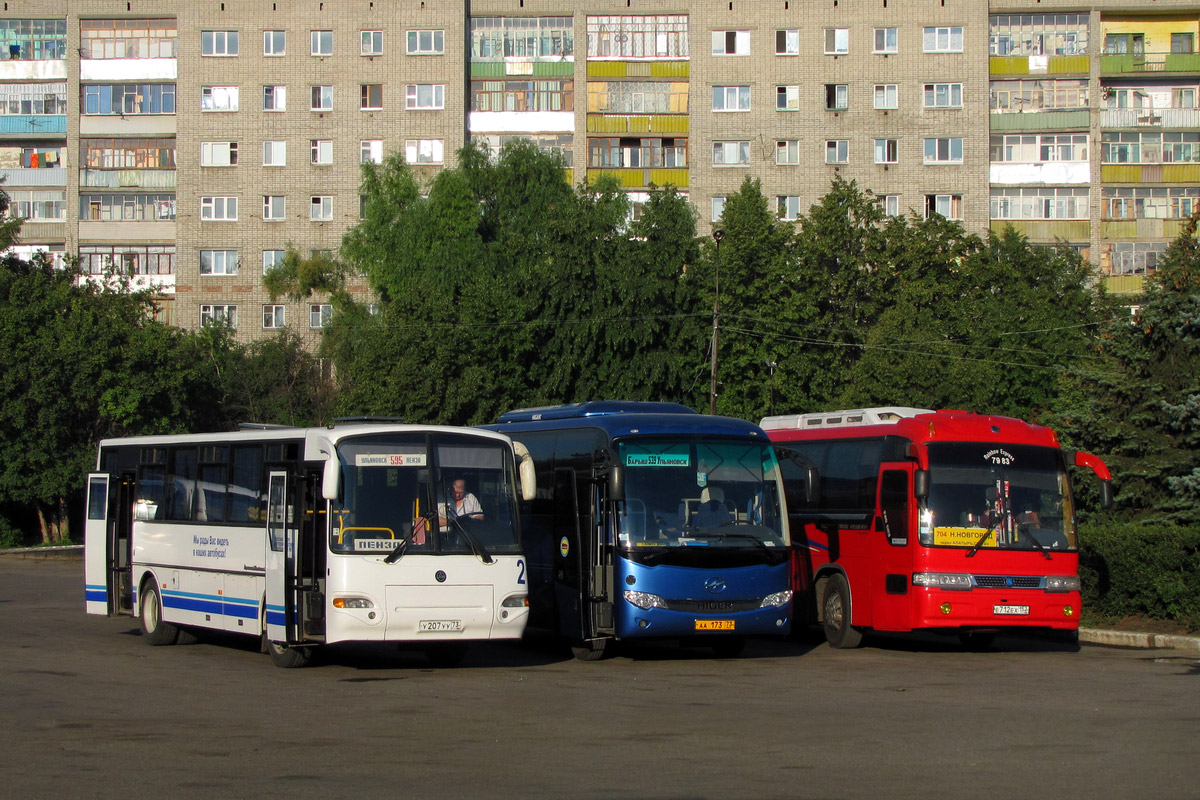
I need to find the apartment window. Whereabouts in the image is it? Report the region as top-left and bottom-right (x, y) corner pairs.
(310, 304), (333, 328)
(713, 141), (750, 166)
(874, 84), (898, 109)
(874, 27), (898, 54)
(9, 190), (64, 220)
(825, 28), (850, 54)
(1171, 33), (1195, 54)
(201, 196), (238, 220)
(81, 138), (175, 169)
(1101, 187), (1200, 220)
(200, 305), (237, 328)
(825, 84), (849, 110)
(989, 14), (1088, 57)
(589, 137), (687, 169)
(1175, 88), (1197, 109)
(473, 133), (575, 167)
(200, 141), (237, 167)
(311, 30), (333, 56)
(200, 249), (238, 275)
(1, 18), (67, 61)
(1107, 241), (1169, 275)
(263, 196), (285, 221)
(263, 30), (285, 56)
(407, 30), (445, 55)
(923, 26), (963, 53)
(202, 86), (239, 112)
(310, 196), (333, 221)
(712, 196), (727, 222)
(262, 140), (286, 166)
(405, 139), (445, 164)
(880, 194), (901, 216)
(712, 86), (750, 112)
(874, 139), (898, 164)
(990, 187), (1088, 220)
(990, 78), (1088, 112)
(924, 83), (962, 108)
(776, 140), (801, 165)
(924, 137), (963, 164)
(311, 139), (333, 165)
(584, 81), (675, 114)
(263, 85), (286, 111)
(361, 140), (383, 164)
(585, 15), (686, 59)
(263, 250), (285, 272)
(406, 84), (445, 109)
(311, 86), (333, 111)
(202, 30), (238, 56)
(776, 30), (799, 55)
(777, 85), (800, 111)
(992, 133), (1089, 163)
(826, 140), (849, 164)
(361, 84), (383, 110)
(263, 305), (286, 329)
(80, 193), (175, 221)
(80, 18), (177, 59)
(777, 196), (802, 221)
(82, 84), (175, 115)
(0, 83), (67, 115)
(361, 30), (383, 56)
(1101, 132), (1200, 165)
(925, 194), (962, 219)
(79, 244), (174, 275)
(712, 30), (750, 56)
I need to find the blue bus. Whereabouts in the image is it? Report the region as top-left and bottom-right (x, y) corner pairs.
(486, 402), (792, 659)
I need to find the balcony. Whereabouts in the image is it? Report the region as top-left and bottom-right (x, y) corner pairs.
(990, 220), (1090, 240)
(990, 162), (1090, 185)
(586, 168), (688, 189)
(1101, 52), (1200, 75)
(0, 59), (66, 81)
(1103, 274), (1145, 295)
(586, 115), (689, 134)
(0, 115), (66, 135)
(80, 169), (177, 189)
(990, 55), (1089, 76)
(990, 110), (1090, 132)
(79, 58), (177, 82)
(78, 220), (176, 242)
(1101, 107), (1200, 129)
(0, 167), (65, 187)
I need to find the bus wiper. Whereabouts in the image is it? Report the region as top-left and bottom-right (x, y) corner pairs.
(965, 523), (999, 559)
(383, 537), (408, 564)
(1019, 526), (1053, 561)
(448, 516), (494, 564)
(693, 530), (775, 557)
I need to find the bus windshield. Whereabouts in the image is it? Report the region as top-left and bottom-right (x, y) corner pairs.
(329, 433), (521, 557)
(922, 442), (1076, 551)
(615, 438), (788, 555)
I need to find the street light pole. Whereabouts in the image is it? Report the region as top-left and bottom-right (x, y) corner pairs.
(709, 229), (724, 415)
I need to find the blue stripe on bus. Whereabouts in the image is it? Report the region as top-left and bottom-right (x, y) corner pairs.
(85, 587), (107, 602)
(163, 590), (260, 620)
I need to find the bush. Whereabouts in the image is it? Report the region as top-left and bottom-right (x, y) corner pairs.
(1078, 521), (1200, 631)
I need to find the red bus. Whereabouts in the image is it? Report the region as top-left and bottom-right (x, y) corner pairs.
(760, 408), (1111, 648)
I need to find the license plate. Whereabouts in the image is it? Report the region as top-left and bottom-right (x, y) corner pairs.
(419, 619), (462, 632)
(993, 605), (1030, 616)
(695, 619), (735, 631)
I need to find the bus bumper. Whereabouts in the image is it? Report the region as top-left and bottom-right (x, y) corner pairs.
(911, 589), (1081, 631)
(615, 602), (792, 640)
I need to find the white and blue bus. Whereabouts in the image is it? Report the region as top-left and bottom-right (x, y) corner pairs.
(85, 421), (535, 667)
(486, 402), (792, 659)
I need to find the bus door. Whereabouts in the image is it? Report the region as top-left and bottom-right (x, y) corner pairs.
(299, 471), (326, 640)
(85, 473), (135, 616)
(872, 464), (916, 631)
(552, 468), (586, 641)
(588, 480), (614, 636)
(265, 471), (302, 643)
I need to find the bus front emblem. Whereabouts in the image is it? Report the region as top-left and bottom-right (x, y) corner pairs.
(705, 578), (727, 594)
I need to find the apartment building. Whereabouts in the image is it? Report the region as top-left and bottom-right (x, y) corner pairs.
(0, 2), (1194, 343)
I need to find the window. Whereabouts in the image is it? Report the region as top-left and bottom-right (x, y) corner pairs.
(475, 79), (575, 112)
(992, 133), (1089, 163)
(0, 83), (67, 115)
(1107, 241), (1169, 275)
(874, 139), (898, 164)
(201, 196), (238, 220)
(473, 133), (575, 167)
(78, 244), (174, 275)
(925, 194), (962, 219)
(311, 86), (333, 111)
(1171, 33), (1194, 54)
(826, 139), (849, 164)
(583, 81), (672, 114)
(880, 194), (901, 216)
(712, 196), (727, 222)
(311, 139), (333, 165)
(874, 84), (898, 109)
(200, 305), (237, 328)
(406, 84), (445, 109)
(360, 84), (383, 110)
(263, 85), (286, 111)
(407, 30), (445, 55)
(923, 26), (963, 53)
(81, 138), (175, 169)
(311, 30), (333, 56)
(874, 27), (898, 53)
(262, 140), (286, 166)
(263, 305), (286, 329)
(712, 86), (750, 111)
(776, 140), (801, 165)
(310, 304), (333, 328)
(825, 84), (848, 110)
(713, 141), (750, 166)
(202, 86), (239, 112)
(263, 250), (285, 272)
(990, 187), (1089, 220)
(200, 249), (238, 275)
(200, 141), (237, 167)
(712, 30), (749, 56)
(924, 83), (962, 108)
(405, 139), (444, 164)
(924, 137), (963, 163)
(990, 78), (1088, 112)
(777, 85), (800, 111)
(361, 30), (383, 56)
(777, 196), (801, 220)
(1175, 88), (1196, 109)
(825, 28), (850, 54)
(776, 30), (799, 55)
(80, 18), (177, 59)
(263, 30), (285, 55)
(1101, 132), (1200, 165)
(588, 137), (688, 168)
(9, 190), (64, 220)
(202, 30), (238, 56)
(989, 14), (1088, 57)
(361, 140), (383, 164)
(263, 196), (285, 221)
(80, 193), (175, 221)
(310, 196), (333, 221)
(82, 84), (175, 115)
(585, 15), (685, 59)
(1, 18), (67, 61)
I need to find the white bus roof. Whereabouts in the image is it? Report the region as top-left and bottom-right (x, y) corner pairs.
(759, 407), (934, 431)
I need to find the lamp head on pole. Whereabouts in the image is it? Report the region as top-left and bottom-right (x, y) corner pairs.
(712, 228), (725, 243)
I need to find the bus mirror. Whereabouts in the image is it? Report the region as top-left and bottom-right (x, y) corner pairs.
(609, 464), (626, 502)
(806, 466), (819, 504)
(513, 441), (537, 502)
(1099, 480), (1113, 509)
(322, 458), (340, 501)
(914, 469), (930, 499)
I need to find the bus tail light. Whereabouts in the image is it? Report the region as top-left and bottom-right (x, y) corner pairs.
(333, 596), (374, 609)
(912, 572), (973, 590)
(1044, 576), (1081, 593)
(760, 590), (793, 609)
(501, 594), (529, 608)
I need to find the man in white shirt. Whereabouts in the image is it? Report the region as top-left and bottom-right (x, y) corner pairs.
(438, 478), (483, 526)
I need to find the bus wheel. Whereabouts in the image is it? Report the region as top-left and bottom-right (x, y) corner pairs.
(822, 574), (864, 649)
(266, 639), (313, 669)
(711, 637), (746, 658)
(139, 583), (180, 646)
(958, 631), (996, 651)
(426, 643), (469, 667)
(571, 638), (609, 661)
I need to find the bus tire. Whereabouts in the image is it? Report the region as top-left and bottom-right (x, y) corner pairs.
(822, 573), (863, 649)
(711, 637), (746, 658)
(266, 639), (313, 668)
(139, 583), (180, 646)
(571, 638), (609, 661)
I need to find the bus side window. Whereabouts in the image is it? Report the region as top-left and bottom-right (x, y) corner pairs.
(880, 470), (909, 546)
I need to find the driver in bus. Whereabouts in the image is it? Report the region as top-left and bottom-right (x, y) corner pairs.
(438, 478), (484, 526)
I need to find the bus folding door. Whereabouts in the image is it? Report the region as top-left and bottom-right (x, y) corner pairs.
(869, 464), (916, 632)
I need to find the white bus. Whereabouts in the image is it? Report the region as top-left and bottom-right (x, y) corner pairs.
(85, 421), (535, 667)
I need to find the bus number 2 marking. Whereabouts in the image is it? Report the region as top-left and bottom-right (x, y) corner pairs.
(517, 559), (526, 585)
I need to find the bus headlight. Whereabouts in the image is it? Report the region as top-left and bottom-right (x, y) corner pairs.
(332, 596), (374, 609)
(760, 590), (793, 608)
(1045, 575), (1081, 593)
(912, 572), (973, 590)
(501, 594), (529, 608)
(624, 591), (668, 610)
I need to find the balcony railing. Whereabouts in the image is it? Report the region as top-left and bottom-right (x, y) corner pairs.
(1101, 51), (1200, 74)
(80, 169), (176, 189)
(0, 167), (65, 186)
(1101, 107), (1200, 129)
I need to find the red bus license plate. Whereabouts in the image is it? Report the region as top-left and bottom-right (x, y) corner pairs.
(993, 605), (1030, 616)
